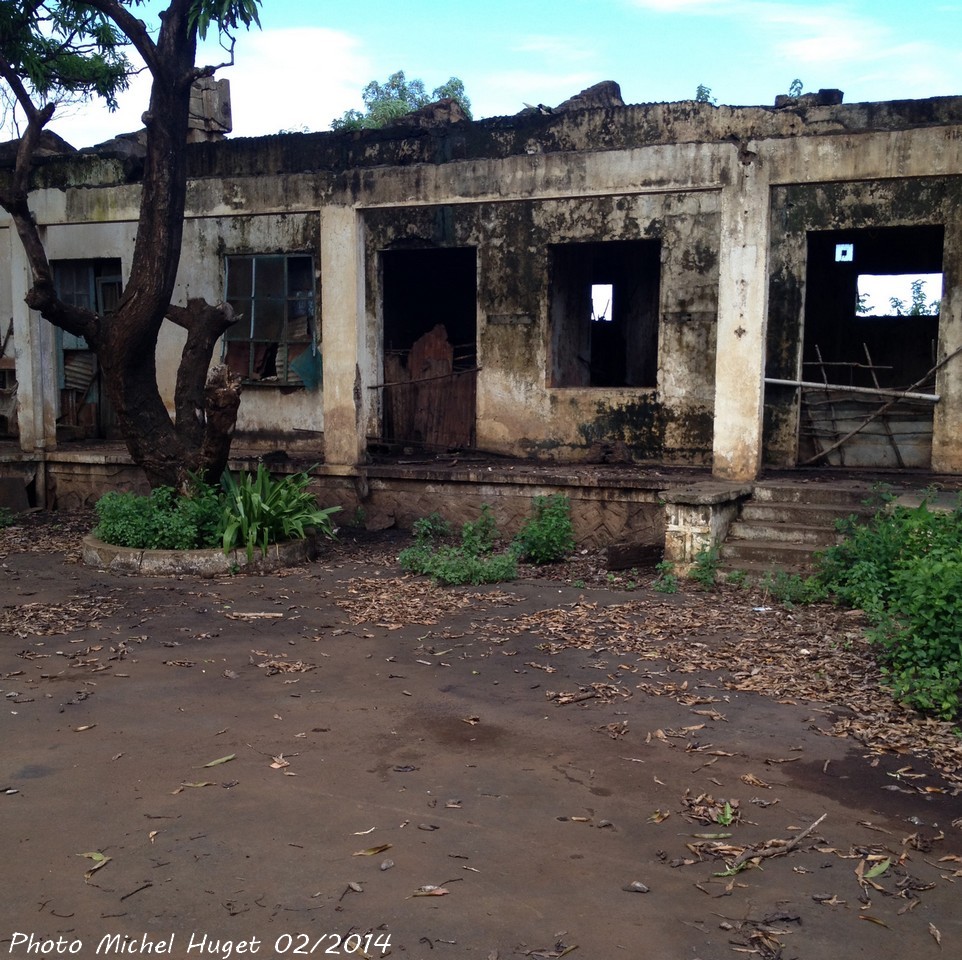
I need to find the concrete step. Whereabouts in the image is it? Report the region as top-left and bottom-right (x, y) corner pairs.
(717, 480), (894, 575)
(751, 482), (885, 508)
(719, 538), (826, 570)
(727, 519), (840, 546)
(719, 559), (815, 580)
(739, 501), (871, 527)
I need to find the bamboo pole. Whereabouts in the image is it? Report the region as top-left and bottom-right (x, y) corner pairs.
(799, 346), (962, 466)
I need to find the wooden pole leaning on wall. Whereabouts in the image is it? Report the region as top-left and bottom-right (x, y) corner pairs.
(862, 342), (904, 469)
(799, 345), (962, 466)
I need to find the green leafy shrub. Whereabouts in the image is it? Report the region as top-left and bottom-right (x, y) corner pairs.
(0, 506), (14, 528)
(220, 464), (340, 561)
(759, 570), (828, 607)
(653, 560), (678, 594)
(412, 512), (451, 542)
(95, 482), (222, 550)
(512, 494), (575, 564)
(817, 499), (962, 719)
(400, 503), (517, 585)
(688, 547), (720, 587)
(461, 504), (498, 555)
(400, 543), (518, 585)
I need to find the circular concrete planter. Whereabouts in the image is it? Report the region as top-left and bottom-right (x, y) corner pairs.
(82, 534), (318, 577)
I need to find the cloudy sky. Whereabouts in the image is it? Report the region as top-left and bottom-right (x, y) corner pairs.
(37, 0), (962, 148)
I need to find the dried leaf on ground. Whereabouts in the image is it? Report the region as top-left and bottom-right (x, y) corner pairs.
(334, 577), (520, 627)
(480, 594), (962, 789)
(77, 851), (111, 879)
(354, 843), (392, 857)
(203, 754), (236, 768)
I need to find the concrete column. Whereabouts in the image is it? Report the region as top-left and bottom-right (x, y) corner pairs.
(932, 216), (962, 472)
(320, 205), (366, 468)
(8, 229), (57, 454)
(712, 147), (771, 481)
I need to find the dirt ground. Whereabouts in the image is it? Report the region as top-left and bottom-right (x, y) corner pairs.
(2, 512), (961, 960)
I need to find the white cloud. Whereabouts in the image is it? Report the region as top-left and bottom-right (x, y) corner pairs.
(511, 35), (596, 62)
(215, 28), (372, 136)
(628, 0), (957, 97)
(473, 70), (602, 117)
(761, 5), (888, 64)
(43, 26), (372, 147)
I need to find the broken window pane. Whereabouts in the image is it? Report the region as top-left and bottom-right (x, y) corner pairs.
(222, 254), (318, 386)
(51, 258), (122, 438)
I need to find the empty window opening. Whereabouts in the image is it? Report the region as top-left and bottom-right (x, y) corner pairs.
(380, 247), (477, 450)
(591, 284), (614, 322)
(800, 225), (944, 468)
(856, 273), (942, 318)
(550, 240), (661, 388)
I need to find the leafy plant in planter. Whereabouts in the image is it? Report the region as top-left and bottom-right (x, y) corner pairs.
(93, 466), (339, 564)
(94, 481), (222, 550)
(219, 464), (340, 561)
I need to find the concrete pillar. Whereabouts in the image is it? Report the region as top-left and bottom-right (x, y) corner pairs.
(712, 147), (771, 481)
(320, 206), (366, 468)
(932, 216), (962, 472)
(8, 229), (57, 454)
(661, 481), (751, 570)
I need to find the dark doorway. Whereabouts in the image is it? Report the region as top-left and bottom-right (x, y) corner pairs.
(800, 226), (943, 467)
(549, 240), (661, 388)
(380, 247), (477, 450)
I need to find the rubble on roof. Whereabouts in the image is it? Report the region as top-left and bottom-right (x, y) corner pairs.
(0, 129), (75, 164)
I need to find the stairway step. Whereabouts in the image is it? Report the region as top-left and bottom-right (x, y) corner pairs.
(719, 539), (825, 568)
(718, 559), (815, 580)
(752, 482), (886, 507)
(740, 501), (871, 526)
(727, 520), (840, 545)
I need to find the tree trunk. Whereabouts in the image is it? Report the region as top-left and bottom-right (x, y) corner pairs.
(5, 1), (244, 491)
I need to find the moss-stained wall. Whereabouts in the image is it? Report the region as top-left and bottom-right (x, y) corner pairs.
(174, 212), (324, 443)
(363, 191), (719, 463)
(8, 93), (962, 475)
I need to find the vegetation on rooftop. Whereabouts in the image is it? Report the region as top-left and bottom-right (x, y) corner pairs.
(331, 70), (472, 131)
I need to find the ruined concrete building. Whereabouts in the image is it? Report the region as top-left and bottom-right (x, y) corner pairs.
(2, 81), (961, 557)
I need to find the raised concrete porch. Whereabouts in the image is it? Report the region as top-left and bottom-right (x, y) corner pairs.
(2, 441), (959, 574)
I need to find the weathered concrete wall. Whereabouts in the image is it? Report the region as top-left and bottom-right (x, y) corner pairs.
(712, 149), (770, 481)
(31, 452), (667, 551)
(176, 212), (324, 443)
(6, 191), (326, 450)
(5, 94), (962, 484)
(363, 191), (719, 463)
(320, 205), (367, 469)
